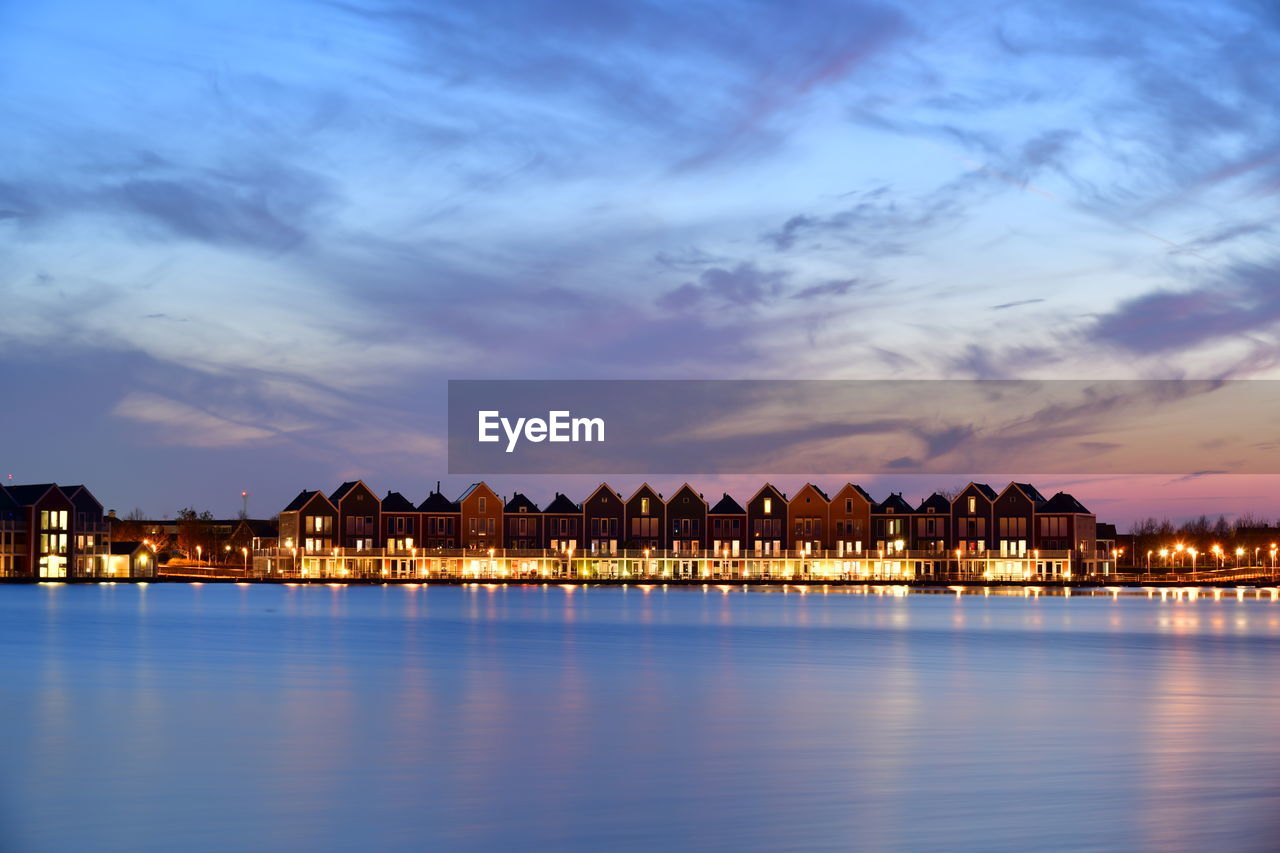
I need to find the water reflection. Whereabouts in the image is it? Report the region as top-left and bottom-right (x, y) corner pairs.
(1, 584), (1279, 852)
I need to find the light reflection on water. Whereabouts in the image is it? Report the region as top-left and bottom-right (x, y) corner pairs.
(2, 583), (1279, 852)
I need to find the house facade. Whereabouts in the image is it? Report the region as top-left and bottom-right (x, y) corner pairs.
(708, 493), (746, 557)
(668, 484), (707, 554)
(788, 483), (829, 554)
(504, 492), (542, 550)
(541, 492), (582, 552)
(746, 484), (787, 556)
(829, 483), (872, 557)
(583, 483), (624, 555)
(624, 484), (666, 551)
(459, 482), (502, 551)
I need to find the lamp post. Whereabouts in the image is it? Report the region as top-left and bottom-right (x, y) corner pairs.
(196, 544), (202, 565)
(242, 546), (248, 575)
(1236, 546), (1244, 569)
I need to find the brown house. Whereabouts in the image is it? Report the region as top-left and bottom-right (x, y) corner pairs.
(583, 483), (624, 555)
(2, 483), (74, 577)
(61, 484), (110, 576)
(624, 483), (665, 551)
(541, 492), (582, 552)
(994, 482), (1045, 557)
(829, 483), (873, 557)
(746, 484), (787, 556)
(418, 484), (461, 549)
(788, 483), (830, 554)
(279, 489), (337, 555)
(667, 484), (707, 554)
(331, 481), (381, 551)
(381, 491), (420, 552)
(872, 493), (913, 553)
(459, 482), (502, 551)
(952, 482), (997, 553)
(227, 519), (279, 557)
(504, 492), (542, 550)
(1038, 491), (1097, 575)
(913, 493), (951, 552)
(708, 492), (746, 557)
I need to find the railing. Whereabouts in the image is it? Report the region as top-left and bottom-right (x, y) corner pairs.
(232, 547), (1097, 583)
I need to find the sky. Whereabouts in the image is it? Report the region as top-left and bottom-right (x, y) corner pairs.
(2, 0), (1279, 526)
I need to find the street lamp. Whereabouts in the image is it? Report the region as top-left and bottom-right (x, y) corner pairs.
(1235, 546), (1244, 568)
(241, 546), (248, 574)
(196, 545), (202, 565)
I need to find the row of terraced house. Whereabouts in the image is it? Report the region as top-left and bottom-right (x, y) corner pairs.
(270, 480), (1114, 580)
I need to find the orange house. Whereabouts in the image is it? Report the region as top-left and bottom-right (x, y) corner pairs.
(829, 483), (872, 557)
(787, 483), (830, 554)
(459, 482), (503, 551)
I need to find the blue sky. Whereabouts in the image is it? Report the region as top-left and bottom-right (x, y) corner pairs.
(3, 0), (1279, 523)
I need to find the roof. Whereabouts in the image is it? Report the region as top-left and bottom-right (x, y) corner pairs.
(917, 493), (951, 513)
(795, 483), (830, 502)
(1096, 522), (1118, 539)
(457, 482), (495, 503)
(583, 483), (622, 504)
(874, 493), (914, 513)
(283, 489), (324, 512)
(110, 540), (151, 556)
(4, 483), (58, 506)
(0, 487), (19, 518)
(381, 491), (417, 513)
(235, 518), (279, 538)
(1008, 482), (1048, 504)
(973, 483), (998, 500)
(60, 485), (103, 510)
(543, 492), (581, 514)
(505, 492), (540, 513)
(626, 483), (663, 503)
(709, 493), (746, 514)
(1042, 491), (1092, 514)
(668, 483), (707, 506)
(419, 490), (461, 513)
(330, 481), (374, 503)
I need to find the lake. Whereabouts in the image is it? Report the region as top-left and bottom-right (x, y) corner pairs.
(2, 582), (1278, 852)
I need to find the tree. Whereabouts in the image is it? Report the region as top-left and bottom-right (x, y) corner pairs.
(177, 507), (215, 559)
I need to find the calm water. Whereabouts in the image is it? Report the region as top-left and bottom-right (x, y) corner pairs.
(2, 583), (1279, 853)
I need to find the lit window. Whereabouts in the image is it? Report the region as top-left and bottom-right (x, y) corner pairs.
(764, 498), (772, 514)
(968, 496), (976, 514)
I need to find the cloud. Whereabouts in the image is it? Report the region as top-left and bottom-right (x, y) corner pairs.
(112, 392), (280, 448)
(658, 263), (787, 311)
(1088, 259), (1280, 354)
(991, 298), (1045, 310)
(792, 279), (863, 300)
